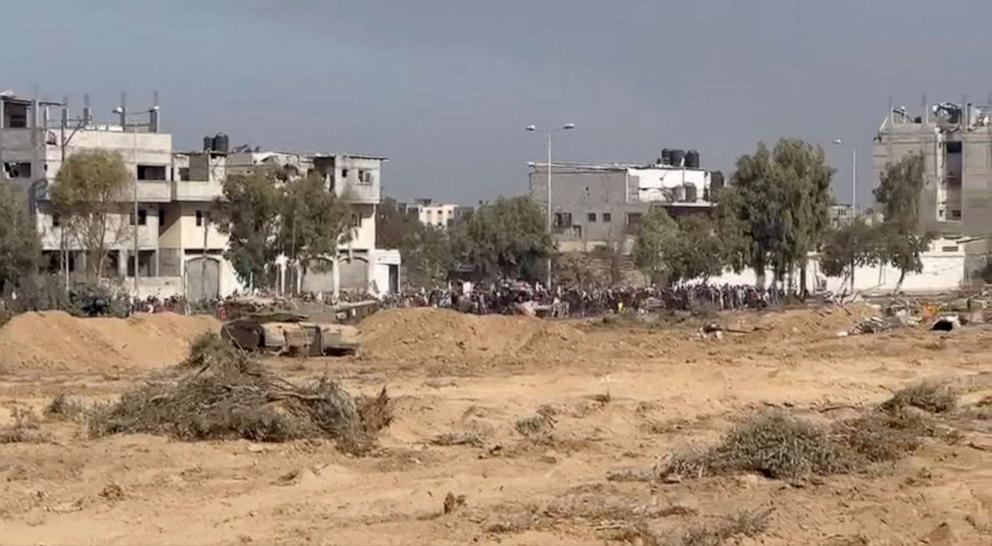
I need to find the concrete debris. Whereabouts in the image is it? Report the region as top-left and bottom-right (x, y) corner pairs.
(843, 315), (919, 336)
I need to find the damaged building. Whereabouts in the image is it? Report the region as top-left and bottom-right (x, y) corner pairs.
(528, 148), (722, 254)
(874, 98), (992, 281)
(0, 89), (398, 299)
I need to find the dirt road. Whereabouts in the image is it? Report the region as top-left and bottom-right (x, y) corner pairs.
(1, 307), (991, 545)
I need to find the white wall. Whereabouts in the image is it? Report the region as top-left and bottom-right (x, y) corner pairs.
(630, 167), (710, 203)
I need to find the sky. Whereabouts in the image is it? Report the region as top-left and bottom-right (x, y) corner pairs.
(6, 0), (992, 205)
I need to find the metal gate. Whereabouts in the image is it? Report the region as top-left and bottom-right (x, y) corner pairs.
(186, 257), (220, 301)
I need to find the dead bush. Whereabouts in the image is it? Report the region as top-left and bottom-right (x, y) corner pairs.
(88, 354), (390, 454)
(836, 407), (936, 462)
(181, 332), (243, 369)
(881, 382), (957, 414)
(673, 509), (771, 546)
(0, 406), (49, 444)
(516, 409), (556, 438)
(668, 412), (855, 480)
(44, 393), (88, 422)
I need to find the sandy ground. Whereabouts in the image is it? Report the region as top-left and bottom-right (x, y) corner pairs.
(1, 306), (992, 545)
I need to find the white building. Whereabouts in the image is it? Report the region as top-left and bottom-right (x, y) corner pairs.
(414, 199), (458, 228)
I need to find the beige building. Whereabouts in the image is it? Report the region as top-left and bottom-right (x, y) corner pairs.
(873, 99), (992, 281)
(0, 90), (398, 298)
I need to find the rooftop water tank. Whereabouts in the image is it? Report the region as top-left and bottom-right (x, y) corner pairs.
(669, 149), (685, 167)
(685, 149), (700, 169)
(212, 132), (229, 154)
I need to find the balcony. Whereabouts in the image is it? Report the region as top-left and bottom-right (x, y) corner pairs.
(172, 179), (222, 202)
(134, 181), (171, 202)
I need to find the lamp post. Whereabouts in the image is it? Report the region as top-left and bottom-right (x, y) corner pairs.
(526, 122), (575, 288)
(832, 139), (857, 212)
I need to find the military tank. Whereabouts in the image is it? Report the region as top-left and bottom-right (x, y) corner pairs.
(221, 312), (360, 356)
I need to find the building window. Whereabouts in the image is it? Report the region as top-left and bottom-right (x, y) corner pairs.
(130, 209), (148, 226)
(195, 210), (203, 226)
(2, 161), (31, 178)
(603, 212), (612, 222)
(950, 209), (962, 220)
(159, 208), (166, 226)
(341, 168), (349, 179)
(626, 213), (643, 226)
(587, 212), (597, 223)
(350, 213), (361, 228)
(357, 170), (373, 184)
(553, 212), (573, 227)
(137, 165), (166, 181)
(942, 245), (959, 252)
(178, 167), (190, 181)
(52, 213), (60, 227)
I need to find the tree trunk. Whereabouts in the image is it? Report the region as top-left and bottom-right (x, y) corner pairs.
(893, 268), (906, 294)
(799, 262), (808, 299)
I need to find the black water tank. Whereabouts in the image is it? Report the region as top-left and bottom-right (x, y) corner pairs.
(661, 148), (673, 166)
(684, 183), (698, 202)
(203, 135), (214, 152)
(685, 149), (700, 169)
(213, 132), (230, 154)
(669, 149), (685, 167)
(710, 171), (725, 192)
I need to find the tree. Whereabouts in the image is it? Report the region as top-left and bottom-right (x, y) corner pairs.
(874, 152), (931, 293)
(213, 170), (282, 289)
(727, 139), (834, 290)
(50, 150), (132, 279)
(634, 209), (727, 285)
(451, 196), (552, 282)
(633, 207), (680, 284)
(376, 197), (454, 287)
(0, 183), (40, 292)
(819, 219), (881, 293)
(278, 174), (352, 290)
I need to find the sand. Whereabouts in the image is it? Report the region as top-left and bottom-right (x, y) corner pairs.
(0, 311), (219, 372)
(359, 307), (583, 360)
(1, 305), (991, 545)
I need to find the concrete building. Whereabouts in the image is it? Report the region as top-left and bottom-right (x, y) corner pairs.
(528, 153), (720, 253)
(404, 198), (457, 228)
(873, 99), (992, 280)
(0, 90), (398, 298)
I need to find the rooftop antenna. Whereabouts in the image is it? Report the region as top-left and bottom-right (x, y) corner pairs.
(150, 90), (160, 133)
(61, 95), (68, 128)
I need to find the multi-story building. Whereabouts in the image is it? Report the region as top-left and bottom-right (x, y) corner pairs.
(873, 99), (992, 278)
(0, 90), (398, 298)
(528, 149), (721, 253)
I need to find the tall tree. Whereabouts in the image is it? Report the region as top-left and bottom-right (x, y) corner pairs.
(0, 183), (40, 292)
(873, 152), (931, 292)
(50, 150), (132, 279)
(634, 209), (727, 285)
(819, 219), (881, 293)
(728, 139), (834, 289)
(451, 196), (552, 282)
(278, 174), (352, 290)
(213, 170), (282, 289)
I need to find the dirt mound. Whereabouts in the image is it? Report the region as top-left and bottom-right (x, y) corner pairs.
(0, 311), (220, 372)
(359, 308), (582, 360)
(740, 304), (879, 338)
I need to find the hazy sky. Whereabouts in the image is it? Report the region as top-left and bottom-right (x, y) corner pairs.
(7, 0), (992, 205)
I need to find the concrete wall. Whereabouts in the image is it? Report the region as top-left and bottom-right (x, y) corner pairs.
(418, 204), (457, 227)
(344, 203), (376, 252)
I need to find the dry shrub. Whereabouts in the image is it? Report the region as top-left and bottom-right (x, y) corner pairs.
(88, 354), (390, 454)
(881, 382), (957, 414)
(668, 412), (854, 480)
(0, 406), (49, 444)
(515, 407), (556, 438)
(181, 332), (242, 369)
(837, 407), (935, 462)
(44, 393), (88, 422)
(674, 509), (771, 546)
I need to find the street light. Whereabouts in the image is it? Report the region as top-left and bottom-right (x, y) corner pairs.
(832, 139), (857, 212)
(526, 123), (575, 288)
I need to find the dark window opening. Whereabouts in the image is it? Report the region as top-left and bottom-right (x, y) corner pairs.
(341, 168), (349, 179)
(626, 213), (643, 225)
(3, 103), (28, 128)
(2, 161), (31, 178)
(603, 212), (612, 223)
(130, 209), (148, 226)
(137, 164), (166, 181)
(52, 213), (60, 227)
(950, 209), (962, 220)
(127, 250), (155, 277)
(945, 141), (962, 153)
(358, 170), (373, 184)
(178, 167), (190, 180)
(553, 212), (573, 227)
(195, 210), (204, 226)
(587, 212), (597, 223)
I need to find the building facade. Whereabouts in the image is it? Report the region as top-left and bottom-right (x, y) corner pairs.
(528, 157), (720, 253)
(0, 90), (398, 299)
(873, 100), (992, 280)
